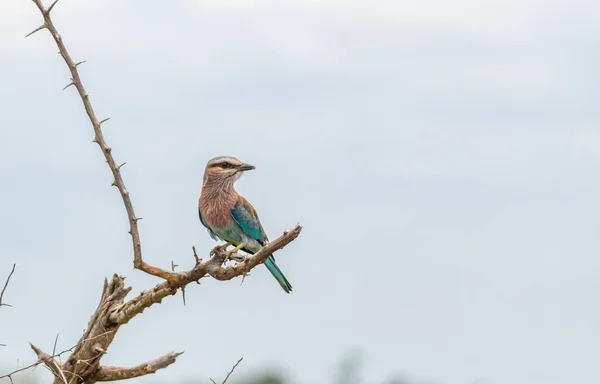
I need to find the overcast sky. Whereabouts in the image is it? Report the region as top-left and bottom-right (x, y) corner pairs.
(1, 1), (600, 383)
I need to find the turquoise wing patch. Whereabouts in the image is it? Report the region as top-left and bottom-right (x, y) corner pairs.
(230, 199), (266, 245)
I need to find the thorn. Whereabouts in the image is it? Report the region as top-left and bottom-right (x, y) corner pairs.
(171, 261), (178, 271)
(99, 117), (111, 125)
(94, 345), (106, 354)
(181, 286), (187, 306)
(46, 0), (60, 14)
(75, 60), (87, 67)
(25, 25), (46, 38)
(111, 181), (117, 187)
(63, 81), (75, 91)
(192, 246), (200, 263)
(134, 217), (143, 222)
(52, 334), (59, 356)
(92, 139), (98, 144)
(117, 162), (127, 170)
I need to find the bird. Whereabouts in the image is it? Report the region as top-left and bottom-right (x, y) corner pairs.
(198, 156), (293, 293)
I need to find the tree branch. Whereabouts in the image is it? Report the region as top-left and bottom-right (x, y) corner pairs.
(27, 0), (159, 278)
(0, 343), (78, 382)
(90, 352), (183, 382)
(0, 264), (16, 308)
(30, 344), (68, 384)
(222, 357), (243, 384)
(110, 224), (302, 325)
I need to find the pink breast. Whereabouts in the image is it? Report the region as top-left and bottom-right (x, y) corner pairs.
(200, 193), (236, 228)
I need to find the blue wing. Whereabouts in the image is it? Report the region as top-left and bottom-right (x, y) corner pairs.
(231, 196), (293, 293)
(230, 196), (267, 245)
(198, 208), (219, 240)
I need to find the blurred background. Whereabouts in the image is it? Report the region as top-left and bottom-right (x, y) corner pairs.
(1, 0), (599, 383)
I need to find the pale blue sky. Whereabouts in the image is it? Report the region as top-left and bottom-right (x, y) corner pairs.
(1, 1), (599, 383)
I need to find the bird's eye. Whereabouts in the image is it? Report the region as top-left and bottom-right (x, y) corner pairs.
(220, 163), (231, 169)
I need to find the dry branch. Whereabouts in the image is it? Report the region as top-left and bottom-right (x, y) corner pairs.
(222, 357), (243, 384)
(19, 0), (302, 383)
(110, 225), (302, 325)
(0, 264), (16, 308)
(0, 336), (95, 382)
(27, 0), (152, 276)
(90, 352), (183, 382)
(30, 344), (68, 384)
(0, 264), (15, 348)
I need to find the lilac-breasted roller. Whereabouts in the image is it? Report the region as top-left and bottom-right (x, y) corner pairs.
(198, 156), (293, 293)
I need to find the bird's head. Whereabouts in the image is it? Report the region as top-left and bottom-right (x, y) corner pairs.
(203, 156), (255, 185)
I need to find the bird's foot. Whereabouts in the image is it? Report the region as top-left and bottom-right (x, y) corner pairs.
(224, 243), (245, 264)
(211, 241), (231, 256)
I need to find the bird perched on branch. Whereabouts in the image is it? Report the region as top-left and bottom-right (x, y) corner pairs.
(198, 156), (293, 293)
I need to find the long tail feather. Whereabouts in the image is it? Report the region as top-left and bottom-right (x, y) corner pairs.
(264, 255), (293, 293)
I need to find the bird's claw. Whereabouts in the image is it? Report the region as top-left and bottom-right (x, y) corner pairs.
(211, 241), (232, 257)
(223, 243), (245, 264)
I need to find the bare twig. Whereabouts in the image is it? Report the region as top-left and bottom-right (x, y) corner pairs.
(0, 264), (16, 308)
(52, 334), (60, 356)
(222, 357), (243, 384)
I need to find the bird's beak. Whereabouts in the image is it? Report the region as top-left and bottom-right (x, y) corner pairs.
(237, 163), (256, 171)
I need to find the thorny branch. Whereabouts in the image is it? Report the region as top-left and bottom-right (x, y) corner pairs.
(27, 0), (153, 277)
(110, 225), (302, 325)
(15, 0), (302, 382)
